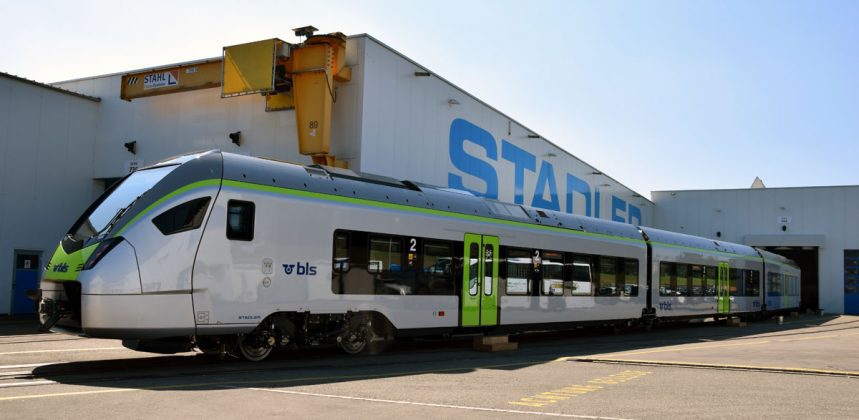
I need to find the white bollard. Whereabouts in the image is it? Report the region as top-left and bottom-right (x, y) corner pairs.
(778, 316), (783, 325)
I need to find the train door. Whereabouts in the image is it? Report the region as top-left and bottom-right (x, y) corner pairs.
(717, 262), (731, 313)
(461, 234), (499, 327)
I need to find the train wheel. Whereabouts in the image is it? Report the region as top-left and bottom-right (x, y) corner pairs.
(237, 334), (274, 362)
(338, 326), (371, 355)
(338, 313), (385, 355)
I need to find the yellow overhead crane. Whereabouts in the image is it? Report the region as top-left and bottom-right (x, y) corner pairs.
(120, 26), (351, 168)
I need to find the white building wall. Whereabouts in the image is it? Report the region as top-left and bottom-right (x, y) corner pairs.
(53, 34), (651, 225)
(356, 36), (653, 225)
(652, 186), (859, 314)
(0, 75), (99, 315)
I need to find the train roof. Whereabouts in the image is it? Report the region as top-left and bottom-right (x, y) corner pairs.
(757, 248), (801, 269)
(149, 151), (646, 243)
(638, 226), (760, 258)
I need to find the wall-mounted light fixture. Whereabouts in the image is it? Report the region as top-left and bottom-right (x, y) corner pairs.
(591, 171), (602, 175)
(414, 71), (431, 77)
(544, 152), (557, 158)
(124, 141), (137, 155)
(527, 133), (540, 138)
(447, 99), (460, 106)
(229, 131), (242, 146)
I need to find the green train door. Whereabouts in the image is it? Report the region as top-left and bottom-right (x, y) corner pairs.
(461, 234), (499, 327)
(717, 263), (731, 313)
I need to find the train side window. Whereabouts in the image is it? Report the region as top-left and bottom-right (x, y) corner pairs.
(690, 265), (704, 296)
(505, 248), (531, 295)
(768, 272), (782, 296)
(729, 268), (741, 296)
(422, 241), (454, 295)
(623, 259), (639, 296)
(152, 197), (211, 235)
(570, 255), (593, 296)
(659, 262), (675, 296)
(226, 200), (254, 241)
(744, 270), (760, 296)
(334, 232), (350, 273)
(597, 256), (620, 296)
(541, 251), (564, 296)
(705, 266), (717, 296)
(676, 264), (689, 296)
(369, 236), (402, 273)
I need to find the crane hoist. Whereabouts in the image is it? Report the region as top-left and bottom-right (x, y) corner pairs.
(120, 26), (351, 168)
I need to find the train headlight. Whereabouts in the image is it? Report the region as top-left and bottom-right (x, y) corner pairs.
(83, 237), (124, 270)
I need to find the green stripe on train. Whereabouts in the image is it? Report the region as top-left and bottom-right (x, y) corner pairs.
(108, 177), (786, 264)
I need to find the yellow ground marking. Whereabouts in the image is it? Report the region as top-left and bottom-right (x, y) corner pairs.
(508, 370), (651, 408)
(776, 331), (859, 342)
(570, 358), (859, 377)
(594, 340), (772, 357)
(237, 386), (633, 420)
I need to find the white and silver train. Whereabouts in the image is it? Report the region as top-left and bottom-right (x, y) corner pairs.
(38, 150), (801, 361)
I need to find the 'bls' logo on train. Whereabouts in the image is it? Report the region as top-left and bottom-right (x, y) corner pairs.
(52, 263), (69, 273)
(283, 262), (317, 276)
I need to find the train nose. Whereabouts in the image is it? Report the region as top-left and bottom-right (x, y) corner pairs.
(78, 239), (142, 295)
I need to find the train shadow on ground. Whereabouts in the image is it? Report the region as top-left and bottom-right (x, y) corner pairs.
(28, 314), (849, 392)
(0, 317), (49, 337)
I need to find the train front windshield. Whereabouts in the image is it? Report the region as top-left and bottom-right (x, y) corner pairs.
(71, 165), (178, 242)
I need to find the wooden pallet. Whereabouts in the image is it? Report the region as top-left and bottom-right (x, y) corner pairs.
(473, 335), (518, 352)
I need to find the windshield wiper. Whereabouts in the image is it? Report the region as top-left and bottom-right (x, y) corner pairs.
(94, 195), (143, 239)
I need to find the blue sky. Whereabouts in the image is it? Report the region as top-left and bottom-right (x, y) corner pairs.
(2, 0), (857, 196)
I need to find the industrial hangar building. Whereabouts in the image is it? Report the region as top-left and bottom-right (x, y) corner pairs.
(1, 30), (856, 316)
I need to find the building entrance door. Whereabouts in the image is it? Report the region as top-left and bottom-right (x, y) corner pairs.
(765, 246), (819, 311)
(12, 251), (41, 315)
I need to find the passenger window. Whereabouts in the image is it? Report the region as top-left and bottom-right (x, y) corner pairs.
(623, 259), (639, 296)
(484, 244), (494, 296)
(423, 242), (454, 295)
(690, 265), (704, 296)
(334, 232), (350, 272)
(597, 257), (620, 296)
(705, 266), (717, 296)
(659, 262), (675, 296)
(729, 268), (741, 296)
(541, 251), (564, 296)
(226, 200), (254, 241)
(570, 255), (592, 296)
(744, 270), (760, 296)
(505, 248), (531, 295)
(152, 197), (211, 235)
(369, 236), (402, 273)
(676, 264), (689, 296)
